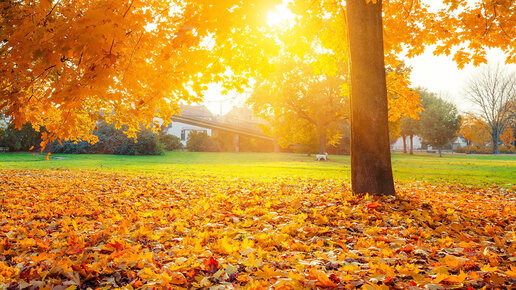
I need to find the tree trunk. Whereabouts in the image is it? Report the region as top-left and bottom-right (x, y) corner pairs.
(233, 134), (239, 153)
(318, 128), (327, 155)
(402, 135), (407, 153)
(347, 0), (395, 195)
(438, 147), (442, 157)
(273, 138), (280, 153)
(409, 135), (414, 155)
(492, 131), (499, 154)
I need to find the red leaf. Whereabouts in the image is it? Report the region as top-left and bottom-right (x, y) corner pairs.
(367, 201), (382, 210)
(203, 257), (219, 273)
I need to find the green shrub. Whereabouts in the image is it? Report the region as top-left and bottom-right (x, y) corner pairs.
(89, 123), (134, 154)
(328, 136), (350, 155)
(135, 130), (163, 155)
(0, 123), (41, 151)
(186, 131), (220, 152)
(50, 123), (163, 155)
(50, 141), (91, 154)
(159, 134), (183, 151)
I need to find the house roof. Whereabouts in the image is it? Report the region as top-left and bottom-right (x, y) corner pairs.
(179, 104), (214, 119)
(224, 106), (255, 121)
(223, 106), (267, 124)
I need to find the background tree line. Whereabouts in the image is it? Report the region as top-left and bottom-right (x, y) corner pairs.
(395, 66), (516, 156)
(0, 121), (182, 155)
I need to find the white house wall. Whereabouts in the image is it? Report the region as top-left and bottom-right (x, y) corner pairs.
(166, 121), (212, 145)
(391, 136), (423, 151)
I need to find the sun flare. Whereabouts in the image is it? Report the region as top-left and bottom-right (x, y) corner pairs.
(266, 4), (294, 27)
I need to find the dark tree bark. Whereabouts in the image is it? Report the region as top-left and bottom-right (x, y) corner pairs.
(409, 134), (414, 155)
(492, 131), (499, 154)
(402, 135), (407, 153)
(347, 0), (395, 195)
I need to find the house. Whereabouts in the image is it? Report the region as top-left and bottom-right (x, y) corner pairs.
(163, 104), (214, 146)
(391, 134), (469, 152)
(391, 135), (423, 151)
(451, 135), (468, 150)
(161, 104), (276, 151)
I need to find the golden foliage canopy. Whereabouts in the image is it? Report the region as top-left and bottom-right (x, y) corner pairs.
(459, 113), (491, 147)
(1, 0), (515, 145)
(249, 62), (348, 148)
(0, 0), (279, 146)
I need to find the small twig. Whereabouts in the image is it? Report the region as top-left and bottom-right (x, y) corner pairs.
(109, 38), (115, 55)
(123, 0), (134, 18)
(43, 0), (62, 26)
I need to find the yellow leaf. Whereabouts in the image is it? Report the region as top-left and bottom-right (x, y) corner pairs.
(480, 264), (498, 272)
(505, 265), (516, 278)
(255, 265), (283, 279)
(41, 0), (52, 10)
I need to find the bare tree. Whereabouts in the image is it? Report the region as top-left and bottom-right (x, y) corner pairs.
(466, 65), (516, 154)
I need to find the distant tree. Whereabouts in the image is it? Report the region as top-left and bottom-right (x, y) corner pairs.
(90, 123), (136, 155)
(459, 113), (490, 148)
(505, 101), (516, 148)
(249, 62), (348, 155)
(50, 141), (91, 154)
(465, 66), (516, 154)
(388, 120), (401, 146)
(418, 92), (461, 157)
(400, 117), (419, 155)
(500, 127), (515, 149)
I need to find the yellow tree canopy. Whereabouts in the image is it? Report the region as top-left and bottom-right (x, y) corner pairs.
(459, 113), (490, 147)
(249, 61), (348, 148)
(501, 127), (515, 148)
(1, 0), (514, 146)
(0, 0), (279, 146)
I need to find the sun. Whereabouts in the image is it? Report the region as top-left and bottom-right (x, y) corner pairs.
(266, 3), (294, 27)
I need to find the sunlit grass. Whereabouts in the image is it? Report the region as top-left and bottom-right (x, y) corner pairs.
(1, 152), (514, 188)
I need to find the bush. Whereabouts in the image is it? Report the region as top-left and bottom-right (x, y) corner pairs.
(90, 123), (135, 155)
(135, 130), (163, 155)
(159, 134), (183, 151)
(50, 123), (163, 155)
(454, 145), (469, 153)
(0, 123), (41, 151)
(50, 141), (91, 154)
(499, 145), (516, 154)
(186, 131), (220, 152)
(454, 145), (494, 154)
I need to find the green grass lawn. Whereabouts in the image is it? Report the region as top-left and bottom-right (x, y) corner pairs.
(1, 151), (514, 187)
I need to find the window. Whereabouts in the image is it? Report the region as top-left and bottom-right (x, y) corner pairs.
(181, 130), (185, 141)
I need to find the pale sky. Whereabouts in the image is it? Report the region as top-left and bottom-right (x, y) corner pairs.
(404, 48), (516, 113)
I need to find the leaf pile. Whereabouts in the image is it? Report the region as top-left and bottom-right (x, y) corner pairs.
(0, 170), (515, 289)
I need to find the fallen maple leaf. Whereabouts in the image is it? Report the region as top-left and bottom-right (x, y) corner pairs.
(203, 257), (219, 274)
(505, 265), (516, 278)
(309, 269), (337, 287)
